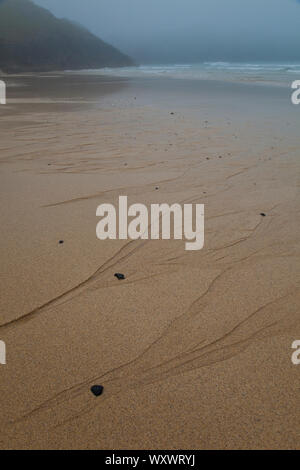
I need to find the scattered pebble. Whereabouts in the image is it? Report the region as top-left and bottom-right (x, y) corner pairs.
(114, 273), (125, 280)
(260, 213), (266, 217)
(59, 240), (64, 244)
(155, 186), (159, 190)
(90, 385), (104, 397)
(170, 112), (175, 115)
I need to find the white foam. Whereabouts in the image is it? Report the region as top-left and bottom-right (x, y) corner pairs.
(64, 62), (300, 86)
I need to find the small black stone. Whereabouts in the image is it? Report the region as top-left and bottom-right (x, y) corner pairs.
(260, 213), (266, 217)
(155, 186), (159, 190)
(91, 385), (104, 397)
(59, 240), (64, 244)
(170, 112), (175, 115)
(114, 273), (125, 280)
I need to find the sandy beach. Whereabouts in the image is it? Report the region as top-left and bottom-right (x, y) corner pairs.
(0, 72), (299, 449)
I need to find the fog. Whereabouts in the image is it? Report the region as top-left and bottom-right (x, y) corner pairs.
(34, 0), (300, 63)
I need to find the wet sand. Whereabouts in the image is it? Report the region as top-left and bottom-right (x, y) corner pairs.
(0, 73), (299, 449)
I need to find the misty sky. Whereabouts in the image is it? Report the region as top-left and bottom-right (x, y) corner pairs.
(33, 0), (300, 63)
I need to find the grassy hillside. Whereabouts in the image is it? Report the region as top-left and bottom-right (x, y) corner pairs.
(0, 0), (133, 73)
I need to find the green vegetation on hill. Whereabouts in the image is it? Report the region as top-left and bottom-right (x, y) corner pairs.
(0, 0), (133, 73)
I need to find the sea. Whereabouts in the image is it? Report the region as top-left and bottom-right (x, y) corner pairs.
(71, 62), (300, 87)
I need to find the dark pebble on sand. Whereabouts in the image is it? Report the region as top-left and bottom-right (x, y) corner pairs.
(114, 273), (125, 280)
(260, 213), (266, 217)
(91, 385), (104, 397)
(170, 112), (175, 115)
(59, 240), (64, 244)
